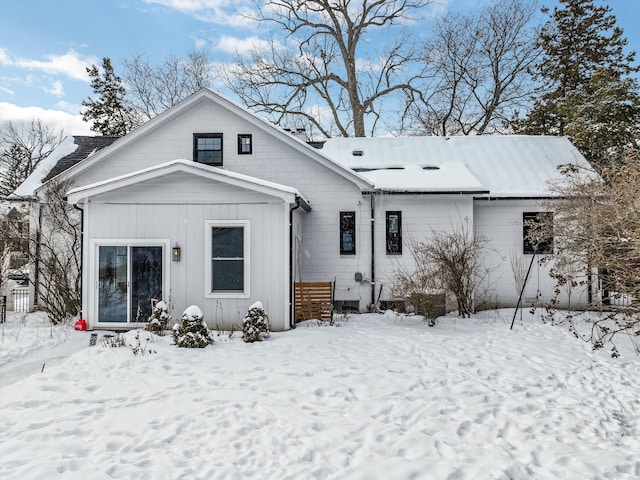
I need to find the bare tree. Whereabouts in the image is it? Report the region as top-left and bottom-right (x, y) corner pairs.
(545, 147), (640, 355)
(223, 0), (432, 138)
(404, 0), (541, 136)
(0, 120), (64, 197)
(0, 223), (11, 297)
(509, 249), (528, 321)
(11, 179), (82, 324)
(122, 50), (217, 121)
(393, 223), (489, 319)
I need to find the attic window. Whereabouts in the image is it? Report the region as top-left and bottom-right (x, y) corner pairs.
(238, 134), (252, 155)
(352, 150), (364, 156)
(194, 133), (223, 165)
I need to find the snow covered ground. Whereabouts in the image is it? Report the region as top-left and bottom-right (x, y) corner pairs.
(0, 310), (639, 480)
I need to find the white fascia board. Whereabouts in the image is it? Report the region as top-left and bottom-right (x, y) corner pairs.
(58, 89), (372, 192)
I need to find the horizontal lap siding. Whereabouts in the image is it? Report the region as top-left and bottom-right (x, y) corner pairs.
(230, 134), (372, 311)
(373, 195), (474, 304)
(473, 200), (589, 309)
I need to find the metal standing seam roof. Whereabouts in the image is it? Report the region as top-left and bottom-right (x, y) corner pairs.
(319, 135), (591, 197)
(13, 132), (591, 200)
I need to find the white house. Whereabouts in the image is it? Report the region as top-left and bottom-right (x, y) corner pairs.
(13, 88), (594, 331)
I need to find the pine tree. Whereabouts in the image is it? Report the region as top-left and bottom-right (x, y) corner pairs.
(559, 69), (640, 168)
(515, 0), (639, 169)
(81, 57), (137, 136)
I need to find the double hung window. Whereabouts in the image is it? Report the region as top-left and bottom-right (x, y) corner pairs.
(206, 221), (249, 296)
(194, 133), (223, 165)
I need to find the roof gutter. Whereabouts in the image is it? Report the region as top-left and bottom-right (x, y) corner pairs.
(289, 197), (311, 329)
(295, 195), (312, 212)
(72, 201), (85, 321)
(363, 190), (490, 196)
(474, 196), (558, 201)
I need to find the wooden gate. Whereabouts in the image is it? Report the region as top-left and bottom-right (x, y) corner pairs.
(294, 282), (333, 322)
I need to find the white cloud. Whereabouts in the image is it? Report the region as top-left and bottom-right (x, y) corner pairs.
(0, 102), (93, 136)
(55, 100), (83, 115)
(143, 0), (255, 27)
(356, 57), (383, 73)
(0, 84), (15, 96)
(0, 48), (98, 82)
(305, 104), (333, 124)
(193, 37), (208, 50)
(45, 81), (65, 97)
(216, 35), (271, 55)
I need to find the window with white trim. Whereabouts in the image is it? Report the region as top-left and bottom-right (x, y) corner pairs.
(206, 221), (250, 297)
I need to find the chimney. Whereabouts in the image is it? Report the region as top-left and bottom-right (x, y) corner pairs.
(285, 127), (309, 142)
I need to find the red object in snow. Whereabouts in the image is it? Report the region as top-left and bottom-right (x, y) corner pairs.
(74, 319), (87, 331)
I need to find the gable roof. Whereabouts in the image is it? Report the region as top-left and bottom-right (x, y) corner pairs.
(43, 135), (120, 182)
(66, 159), (311, 210)
(320, 135), (591, 197)
(9, 135), (120, 199)
(54, 88), (372, 191)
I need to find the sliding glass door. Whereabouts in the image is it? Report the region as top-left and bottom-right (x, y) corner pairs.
(98, 245), (163, 323)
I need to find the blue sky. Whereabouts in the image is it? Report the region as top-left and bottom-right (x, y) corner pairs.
(1, 0), (638, 136)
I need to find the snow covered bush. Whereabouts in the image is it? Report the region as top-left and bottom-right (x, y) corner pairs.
(242, 301), (270, 343)
(172, 305), (213, 348)
(146, 300), (171, 335)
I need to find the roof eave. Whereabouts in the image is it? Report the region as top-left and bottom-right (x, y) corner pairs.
(66, 159), (306, 205)
(366, 189), (490, 195)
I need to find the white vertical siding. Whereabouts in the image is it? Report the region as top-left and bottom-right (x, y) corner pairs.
(83, 179), (291, 331)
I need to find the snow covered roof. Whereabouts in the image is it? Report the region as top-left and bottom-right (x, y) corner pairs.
(9, 136), (120, 199)
(57, 89), (372, 191)
(66, 159), (311, 210)
(320, 135), (590, 197)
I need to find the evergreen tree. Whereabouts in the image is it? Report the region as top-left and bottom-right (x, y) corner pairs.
(82, 57), (137, 136)
(559, 69), (640, 168)
(515, 0), (639, 169)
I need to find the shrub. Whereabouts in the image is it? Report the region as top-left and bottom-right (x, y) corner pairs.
(242, 301), (270, 343)
(392, 221), (489, 319)
(172, 305), (213, 348)
(146, 300), (171, 335)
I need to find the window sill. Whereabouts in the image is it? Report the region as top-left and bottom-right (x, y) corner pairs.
(205, 292), (250, 299)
